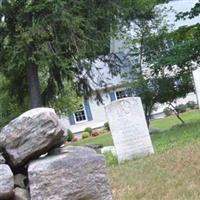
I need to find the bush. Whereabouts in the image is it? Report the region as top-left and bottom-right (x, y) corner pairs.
(84, 127), (92, 135)
(66, 129), (74, 142)
(104, 152), (118, 166)
(186, 101), (196, 110)
(175, 104), (187, 113)
(81, 131), (90, 139)
(71, 137), (78, 142)
(163, 107), (173, 116)
(91, 130), (99, 137)
(104, 122), (110, 131)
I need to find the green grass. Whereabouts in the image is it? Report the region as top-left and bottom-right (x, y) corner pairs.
(150, 110), (200, 130)
(152, 121), (200, 152)
(108, 142), (200, 200)
(74, 110), (200, 153)
(73, 109), (200, 199)
(74, 133), (113, 146)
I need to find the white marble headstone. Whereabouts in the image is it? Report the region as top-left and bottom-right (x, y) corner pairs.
(105, 97), (154, 163)
(193, 68), (200, 109)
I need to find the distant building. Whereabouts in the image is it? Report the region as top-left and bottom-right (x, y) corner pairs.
(60, 0), (199, 134)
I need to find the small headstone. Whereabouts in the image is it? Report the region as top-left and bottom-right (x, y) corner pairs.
(0, 164), (14, 199)
(28, 146), (112, 200)
(101, 146), (117, 156)
(105, 97), (154, 163)
(193, 68), (200, 108)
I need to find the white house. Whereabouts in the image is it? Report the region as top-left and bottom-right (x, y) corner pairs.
(60, 0), (200, 134)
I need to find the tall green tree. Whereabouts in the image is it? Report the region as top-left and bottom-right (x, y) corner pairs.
(0, 0), (167, 127)
(0, 0), (121, 109)
(122, 4), (193, 125)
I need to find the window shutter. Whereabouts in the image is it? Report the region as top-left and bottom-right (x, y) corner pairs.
(68, 113), (75, 125)
(84, 100), (93, 121)
(109, 91), (116, 101)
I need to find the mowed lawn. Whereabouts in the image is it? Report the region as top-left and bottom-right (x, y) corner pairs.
(74, 110), (200, 199)
(75, 110), (200, 153)
(109, 142), (200, 200)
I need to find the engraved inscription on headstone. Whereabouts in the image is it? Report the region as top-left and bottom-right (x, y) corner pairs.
(193, 68), (200, 108)
(105, 97), (154, 163)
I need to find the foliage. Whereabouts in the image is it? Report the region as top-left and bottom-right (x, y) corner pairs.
(0, 0), (124, 109)
(0, 74), (28, 128)
(91, 131), (99, 137)
(122, 4), (194, 125)
(175, 104), (187, 113)
(66, 129), (74, 142)
(81, 131), (90, 139)
(186, 101), (196, 110)
(104, 122), (110, 131)
(0, 0), (169, 122)
(104, 152), (118, 166)
(71, 137), (78, 143)
(163, 107), (173, 117)
(84, 127), (92, 135)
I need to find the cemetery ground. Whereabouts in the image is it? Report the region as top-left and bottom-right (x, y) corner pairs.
(75, 110), (200, 199)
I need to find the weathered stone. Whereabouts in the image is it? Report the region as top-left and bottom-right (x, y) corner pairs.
(83, 144), (103, 150)
(14, 174), (27, 189)
(14, 187), (29, 200)
(29, 146), (112, 200)
(105, 97), (154, 163)
(0, 164), (14, 199)
(101, 146), (117, 156)
(0, 153), (5, 164)
(0, 108), (64, 168)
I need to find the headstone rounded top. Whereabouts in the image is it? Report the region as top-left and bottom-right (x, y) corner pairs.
(105, 96), (154, 163)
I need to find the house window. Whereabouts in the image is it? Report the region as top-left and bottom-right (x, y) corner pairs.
(115, 90), (128, 99)
(74, 106), (87, 122)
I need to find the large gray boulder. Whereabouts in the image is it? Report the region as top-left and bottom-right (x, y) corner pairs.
(0, 164), (14, 199)
(28, 146), (112, 200)
(0, 108), (64, 168)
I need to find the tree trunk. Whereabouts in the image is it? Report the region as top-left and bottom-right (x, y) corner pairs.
(168, 102), (185, 124)
(27, 63), (42, 108)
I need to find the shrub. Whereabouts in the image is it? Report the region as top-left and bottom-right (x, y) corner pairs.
(175, 104), (187, 113)
(71, 137), (78, 142)
(104, 152), (118, 166)
(84, 127), (92, 135)
(91, 130), (99, 137)
(66, 129), (74, 142)
(163, 107), (173, 116)
(104, 122), (110, 131)
(81, 131), (90, 139)
(186, 101), (196, 110)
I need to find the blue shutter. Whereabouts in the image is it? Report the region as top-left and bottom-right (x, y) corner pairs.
(109, 91), (116, 101)
(68, 113), (75, 125)
(84, 100), (93, 121)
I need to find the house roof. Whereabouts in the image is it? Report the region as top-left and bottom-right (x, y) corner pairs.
(88, 0), (200, 90)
